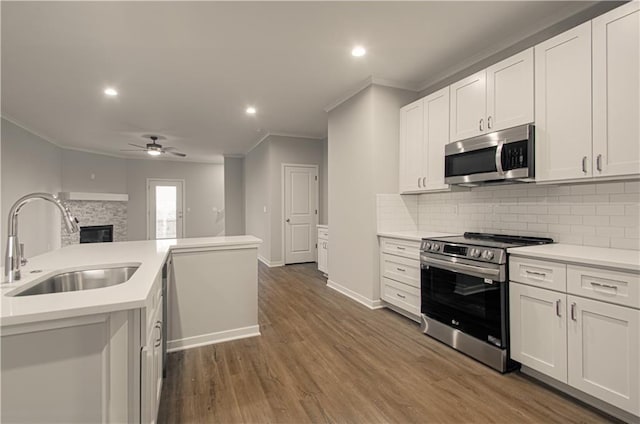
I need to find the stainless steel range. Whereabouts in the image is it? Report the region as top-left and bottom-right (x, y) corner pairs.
(420, 232), (553, 372)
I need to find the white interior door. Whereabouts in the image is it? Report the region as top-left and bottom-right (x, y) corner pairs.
(284, 165), (317, 264)
(148, 179), (184, 240)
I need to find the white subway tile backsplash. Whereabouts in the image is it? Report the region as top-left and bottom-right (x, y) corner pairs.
(377, 180), (639, 250)
(596, 182), (625, 194)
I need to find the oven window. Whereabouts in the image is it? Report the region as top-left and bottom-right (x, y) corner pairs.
(445, 147), (497, 177)
(421, 265), (505, 347)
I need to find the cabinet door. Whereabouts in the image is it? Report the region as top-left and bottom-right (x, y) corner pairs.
(140, 345), (154, 424)
(318, 240), (328, 274)
(486, 48), (534, 132)
(399, 99), (424, 193)
(593, 2), (640, 178)
(535, 22), (592, 181)
(509, 283), (567, 382)
(423, 87), (450, 191)
(154, 297), (164, 416)
(450, 70), (486, 141)
(567, 295), (640, 415)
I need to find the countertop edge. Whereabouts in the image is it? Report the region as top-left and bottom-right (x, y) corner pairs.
(508, 245), (640, 273)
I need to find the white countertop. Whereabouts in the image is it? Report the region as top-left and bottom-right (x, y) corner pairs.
(508, 243), (640, 273)
(317, 224), (328, 229)
(1, 236), (261, 327)
(377, 230), (458, 242)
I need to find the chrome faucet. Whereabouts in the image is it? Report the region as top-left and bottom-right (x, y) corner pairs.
(4, 193), (80, 283)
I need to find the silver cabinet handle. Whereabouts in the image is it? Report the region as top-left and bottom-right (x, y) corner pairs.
(479, 118), (484, 131)
(590, 281), (617, 291)
(396, 246), (406, 250)
(396, 267), (406, 272)
(417, 177), (422, 188)
(555, 299), (562, 317)
(422, 177), (426, 187)
(487, 116), (492, 129)
(582, 156), (588, 173)
(596, 154), (603, 172)
(396, 293), (406, 299)
(570, 302), (577, 321)
(154, 321), (162, 347)
(525, 270), (546, 278)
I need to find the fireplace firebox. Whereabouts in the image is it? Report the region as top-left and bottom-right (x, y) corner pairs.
(79, 225), (114, 243)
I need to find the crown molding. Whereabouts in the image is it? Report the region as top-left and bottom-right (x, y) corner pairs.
(323, 75), (419, 113)
(1, 114), (223, 164)
(246, 131), (324, 156)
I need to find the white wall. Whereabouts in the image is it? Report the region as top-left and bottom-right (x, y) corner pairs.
(268, 135), (324, 264)
(320, 137), (328, 225)
(244, 139), (271, 262)
(1, 119), (63, 260)
(61, 150), (127, 193)
(223, 156), (245, 236)
(327, 85), (416, 304)
(126, 159), (225, 241)
(243, 134), (325, 265)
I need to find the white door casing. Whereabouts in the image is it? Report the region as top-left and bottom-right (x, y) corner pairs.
(147, 179), (185, 240)
(283, 165), (318, 264)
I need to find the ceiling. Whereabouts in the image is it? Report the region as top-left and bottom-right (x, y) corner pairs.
(2, 1), (595, 163)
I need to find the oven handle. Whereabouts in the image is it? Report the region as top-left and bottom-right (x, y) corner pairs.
(422, 256), (502, 280)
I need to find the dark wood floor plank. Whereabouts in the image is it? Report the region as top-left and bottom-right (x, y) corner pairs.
(158, 262), (613, 424)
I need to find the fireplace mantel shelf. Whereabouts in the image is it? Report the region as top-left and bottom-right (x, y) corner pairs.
(58, 192), (128, 202)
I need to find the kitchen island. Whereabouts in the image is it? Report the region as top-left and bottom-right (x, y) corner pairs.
(0, 235), (261, 423)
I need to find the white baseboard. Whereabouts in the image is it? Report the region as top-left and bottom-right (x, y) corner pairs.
(258, 255), (284, 268)
(327, 279), (384, 310)
(167, 325), (261, 353)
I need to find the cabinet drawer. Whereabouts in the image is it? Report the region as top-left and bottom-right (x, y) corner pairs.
(381, 254), (420, 288)
(381, 238), (421, 260)
(381, 277), (420, 316)
(510, 257), (567, 292)
(568, 265), (640, 309)
(318, 228), (328, 240)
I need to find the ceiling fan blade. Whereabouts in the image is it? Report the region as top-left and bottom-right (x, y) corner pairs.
(120, 149), (146, 152)
(168, 151), (187, 157)
(128, 143), (148, 149)
(163, 146), (177, 151)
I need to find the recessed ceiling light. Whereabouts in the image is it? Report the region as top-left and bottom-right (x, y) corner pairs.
(104, 87), (118, 97)
(351, 46), (366, 57)
(246, 106), (257, 115)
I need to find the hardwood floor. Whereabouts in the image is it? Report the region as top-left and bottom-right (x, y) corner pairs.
(158, 263), (613, 423)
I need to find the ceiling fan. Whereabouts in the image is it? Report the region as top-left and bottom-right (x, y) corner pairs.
(121, 135), (186, 157)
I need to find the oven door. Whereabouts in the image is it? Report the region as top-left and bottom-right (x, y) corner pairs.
(421, 259), (507, 348)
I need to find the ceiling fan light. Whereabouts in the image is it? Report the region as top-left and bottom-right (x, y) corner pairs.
(147, 150), (162, 156)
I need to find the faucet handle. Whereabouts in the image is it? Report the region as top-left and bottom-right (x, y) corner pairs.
(20, 243), (28, 266)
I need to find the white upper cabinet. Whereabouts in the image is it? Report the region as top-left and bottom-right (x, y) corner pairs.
(535, 22), (592, 182)
(399, 99), (424, 193)
(592, 1), (640, 178)
(486, 48), (534, 132)
(399, 87), (450, 194)
(450, 70), (486, 141)
(450, 48), (534, 142)
(422, 87), (450, 191)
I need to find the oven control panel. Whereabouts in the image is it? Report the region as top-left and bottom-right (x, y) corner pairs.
(420, 240), (505, 264)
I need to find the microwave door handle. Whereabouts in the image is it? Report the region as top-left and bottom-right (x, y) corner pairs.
(495, 141), (505, 175)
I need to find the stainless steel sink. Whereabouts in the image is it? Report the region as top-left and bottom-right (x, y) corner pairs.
(14, 266), (139, 296)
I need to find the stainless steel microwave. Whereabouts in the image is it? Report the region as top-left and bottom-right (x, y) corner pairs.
(444, 124), (534, 185)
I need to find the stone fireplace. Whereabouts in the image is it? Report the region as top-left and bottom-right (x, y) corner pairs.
(61, 200), (127, 246)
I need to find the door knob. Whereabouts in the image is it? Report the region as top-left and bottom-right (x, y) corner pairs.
(286, 218), (290, 223)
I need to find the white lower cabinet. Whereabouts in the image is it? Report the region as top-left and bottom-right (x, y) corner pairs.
(510, 283), (567, 382)
(379, 237), (421, 321)
(510, 256), (640, 418)
(567, 295), (639, 415)
(317, 227), (328, 274)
